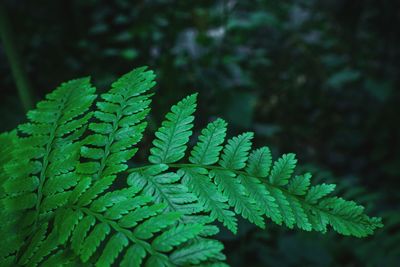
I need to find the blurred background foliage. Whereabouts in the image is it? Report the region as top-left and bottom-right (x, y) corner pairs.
(0, 0), (399, 266)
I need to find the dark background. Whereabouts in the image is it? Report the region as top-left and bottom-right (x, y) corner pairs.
(1, 0), (399, 266)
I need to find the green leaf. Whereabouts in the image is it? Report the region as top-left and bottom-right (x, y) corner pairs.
(96, 233), (129, 267)
(3, 176), (39, 194)
(55, 209), (82, 243)
(149, 94), (197, 164)
(18, 223), (48, 265)
(190, 119), (227, 165)
(285, 194), (312, 231)
(269, 153), (297, 186)
(78, 176), (116, 206)
(42, 172), (78, 195)
(211, 170), (264, 229)
(266, 186), (294, 227)
(246, 147), (272, 177)
(305, 183), (336, 204)
(318, 197), (383, 237)
(170, 239), (225, 265)
(41, 192), (71, 212)
(71, 215), (96, 254)
(119, 203), (166, 228)
(219, 133), (253, 170)
(2, 193), (37, 211)
(130, 167), (202, 218)
(80, 223), (111, 262)
(133, 212), (181, 239)
(152, 223), (203, 252)
(288, 173), (312, 196)
(181, 167), (237, 233)
(120, 245), (146, 267)
(82, 66), (155, 181)
(238, 174), (281, 224)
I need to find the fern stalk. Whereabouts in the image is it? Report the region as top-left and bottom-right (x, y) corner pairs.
(33, 92), (70, 226)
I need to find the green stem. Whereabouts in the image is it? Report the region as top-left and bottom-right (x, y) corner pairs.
(128, 163), (234, 174)
(94, 95), (125, 181)
(33, 104), (64, 226)
(0, 3), (34, 111)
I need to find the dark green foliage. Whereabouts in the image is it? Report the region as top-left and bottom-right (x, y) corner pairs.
(0, 67), (382, 266)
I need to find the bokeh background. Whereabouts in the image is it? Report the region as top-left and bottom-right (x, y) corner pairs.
(1, 1), (399, 266)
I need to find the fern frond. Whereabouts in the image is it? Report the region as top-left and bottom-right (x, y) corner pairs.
(14, 149), (221, 266)
(219, 132), (253, 170)
(237, 174), (281, 224)
(180, 167), (237, 233)
(127, 164), (203, 220)
(288, 173), (312, 196)
(305, 183), (336, 203)
(211, 169), (265, 229)
(1, 78), (96, 263)
(189, 118), (227, 165)
(78, 66), (155, 180)
(183, 120), (238, 231)
(269, 153), (297, 186)
(0, 66), (384, 266)
(169, 239), (226, 266)
(128, 156), (222, 242)
(149, 94), (197, 164)
(152, 223), (204, 252)
(210, 133), (264, 228)
(9, 77), (95, 205)
(140, 95), (226, 238)
(129, 96), (382, 238)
